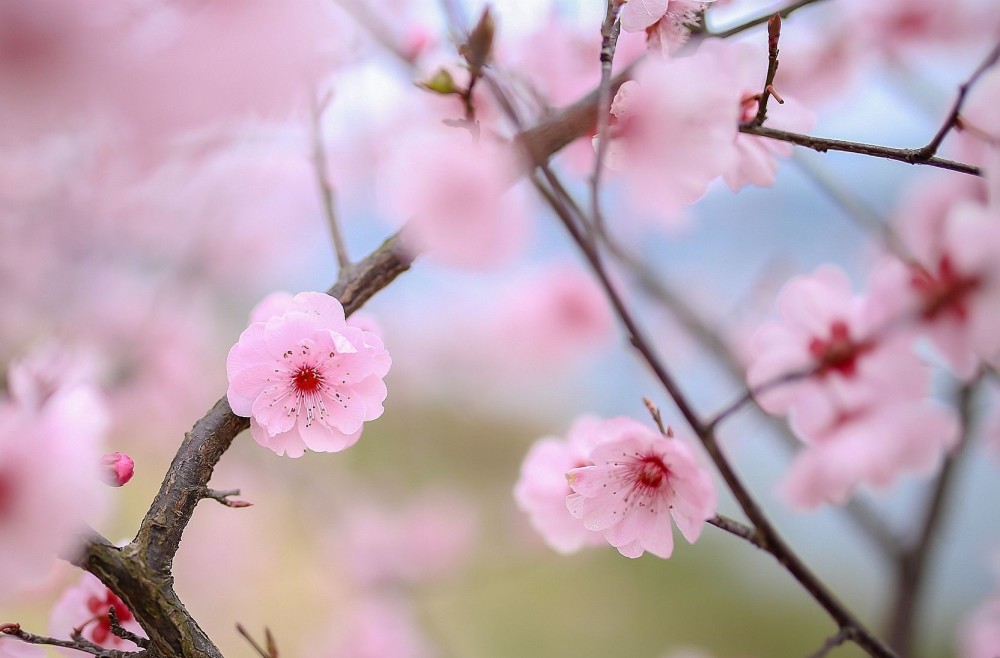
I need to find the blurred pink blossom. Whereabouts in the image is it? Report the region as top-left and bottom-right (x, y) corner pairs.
(0, 352), (110, 598)
(780, 397), (959, 509)
(872, 200), (1000, 379)
(960, 593), (1000, 658)
(514, 416), (619, 553)
(602, 40), (740, 223)
(381, 127), (529, 268)
(621, 1), (713, 54)
(48, 572), (145, 652)
(321, 597), (434, 658)
(337, 491), (478, 586)
(0, 637), (43, 658)
(747, 265), (927, 436)
(227, 292), (391, 457)
(566, 419), (716, 559)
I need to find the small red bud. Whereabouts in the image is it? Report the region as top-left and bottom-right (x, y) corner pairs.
(101, 452), (134, 487)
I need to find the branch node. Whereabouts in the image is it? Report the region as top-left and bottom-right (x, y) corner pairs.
(203, 488), (253, 508)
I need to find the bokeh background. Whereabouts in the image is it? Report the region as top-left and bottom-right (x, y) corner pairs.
(3, 0), (999, 656)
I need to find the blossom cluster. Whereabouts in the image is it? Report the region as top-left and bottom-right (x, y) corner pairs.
(515, 416), (716, 559)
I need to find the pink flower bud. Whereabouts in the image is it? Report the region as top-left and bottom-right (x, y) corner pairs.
(101, 452), (134, 487)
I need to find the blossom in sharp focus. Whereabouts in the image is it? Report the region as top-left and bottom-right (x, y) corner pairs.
(226, 292), (391, 458)
(566, 422), (716, 559)
(49, 572), (145, 652)
(514, 416), (636, 554)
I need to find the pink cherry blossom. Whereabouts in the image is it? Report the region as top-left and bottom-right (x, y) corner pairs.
(381, 125), (529, 269)
(621, 1), (713, 54)
(871, 200), (1000, 379)
(566, 421), (716, 559)
(336, 491), (478, 586)
(602, 40), (740, 223)
(48, 572), (145, 652)
(960, 593), (1000, 658)
(779, 397), (959, 509)
(747, 265), (928, 435)
(0, 637), (43, 658)
(321, 597), (433, 658)
(514, 416), (631, 553)
(0, 354), (109, 598)
(101, 452), (134, 487)
(226, 292), (391, 458)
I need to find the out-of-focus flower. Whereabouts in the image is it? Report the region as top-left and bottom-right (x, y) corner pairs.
(601, 40), (740, 224)
(227, 292), (391, 458)
(620, 1), (714, 54)
(0, 350), (109, 599)
(960, 593), (1000, 658)
(381, 127), (529, 268)
(321, 597), (434, 658)
(566, 420), (716, 559)
(0, 636), (44, 658)
(337, 491), (478, 586)
(100, 452), (134, 487)
(49, 572), (145, 652)
(747, 265), (927, 433)
(514, 416), (625, 553)
(871, 200), (1000, 379)
(779, 397), (959, 509)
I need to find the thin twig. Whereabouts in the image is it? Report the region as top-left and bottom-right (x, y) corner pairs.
(203, 488), (252, 508)
(707, 514), (766, 551)
(746, 14), (784, 127)
(885, 377), (980, 655)
(916, 41), (1000, 159)
(236, 624), (277, 658)
(741, 124), (982, 176)
(310, 92), (352, 270)
(107, 607), (148, 649)
(590, 0), (622, 234)
(709, 0), (830, 39)
(806, 628), (852, 658)
(0, 625), (136, 658)
(643, 397), (668, 436)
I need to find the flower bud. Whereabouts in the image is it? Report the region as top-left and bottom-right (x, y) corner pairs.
(101, 452), (134, 487)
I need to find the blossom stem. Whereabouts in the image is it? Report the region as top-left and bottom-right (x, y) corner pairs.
(707, 514), (766, 551)
(311, 92), (352, 270)
(885, 377), (980, 655)
(590, 0), (622, 235)
(915, 40), (1000, 160)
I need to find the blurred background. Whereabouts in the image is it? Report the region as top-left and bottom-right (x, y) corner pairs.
(2, 0), (999, 656)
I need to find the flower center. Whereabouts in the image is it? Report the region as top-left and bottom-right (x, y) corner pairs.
(910, 255), (980, 322)
(86, 589), (134, 645)
(635, 455), (669, 489)
(293, 367), (322, 393)
(808, 320), (871, 377)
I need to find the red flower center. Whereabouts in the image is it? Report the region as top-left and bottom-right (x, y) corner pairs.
(808, 320), (872, 377)
(910, 255), (980, 322)
(86, 589), (134, 645)
(293, 367), (322, 393)
(635, 456), (669, 489)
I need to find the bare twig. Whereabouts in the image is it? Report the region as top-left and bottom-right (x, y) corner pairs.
(740, 124), (982, 176)
(236, 624), (278, 658)
(107, 607), (148, 649)
(707, 514), (767, 551)
(203, 488), (252, 508)
(806, 628), (852, 658)
(310, 92), (351, 270)
(643, 397), (668, 436)
(745, 14), (784, 128)
(916, 41), (1000, 159)
(0, 623), (137, 658)
(885, 377), (980, 655)
(591, 0), (622, 233)
(709, 0), (831, 39)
